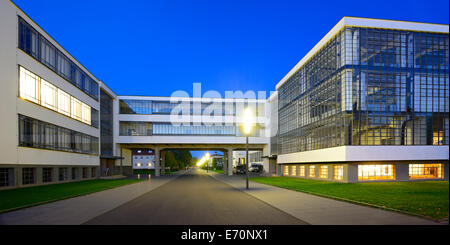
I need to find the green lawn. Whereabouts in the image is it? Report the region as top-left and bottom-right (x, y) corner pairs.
(250, 177), (449, 220)
(212, 169), (224, 174)
(0, 179), (143, 213)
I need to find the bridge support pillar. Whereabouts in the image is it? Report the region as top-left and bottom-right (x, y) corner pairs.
(155, 147), (160, 177)
(227, 148), (233, 176)
(263, 145), (270, 174)
(223, 150), (227, 174)
(161, 150), (166, 176)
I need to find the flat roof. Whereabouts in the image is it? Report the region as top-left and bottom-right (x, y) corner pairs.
(118, 95), (267, 102)
(275, 17), (449, 90)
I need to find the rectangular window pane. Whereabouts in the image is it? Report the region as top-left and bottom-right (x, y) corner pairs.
(283, 165), (289, 176)
(57, 89), (71, 116)
(290, 165), (297, 176)
(409, 164), (444, 179)
(334, 165), (343, 180)
(40, 79), (57, 111)
(319, 165), (328, 178)
(71, 97), (82, 121)
(309, 165), (315, 178)
(358, 164), (395, 181)
(42, 168), (53, 183)
(22, 168), (35, 185)
(82, 103), (91, 125)
(299, 165), (305, 177)
(19, 66), (40, 104)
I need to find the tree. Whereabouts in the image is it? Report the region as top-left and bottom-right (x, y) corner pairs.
(172, 150), (192, 169)
(191, 157), (199, 166)
(211, 158), (218, 169)
(165, 151), (178, 170)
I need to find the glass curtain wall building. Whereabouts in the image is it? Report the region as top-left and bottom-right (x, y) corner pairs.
(275, 17), (449, 182)
(278, 25), (448, 154)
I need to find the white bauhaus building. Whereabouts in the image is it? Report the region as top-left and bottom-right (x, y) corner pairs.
(0, 0), (448, 189)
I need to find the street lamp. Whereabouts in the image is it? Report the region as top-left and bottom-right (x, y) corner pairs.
(242, 107), (254, 190)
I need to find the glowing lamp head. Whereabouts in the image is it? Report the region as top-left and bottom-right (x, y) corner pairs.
(242, 107), (254, 135)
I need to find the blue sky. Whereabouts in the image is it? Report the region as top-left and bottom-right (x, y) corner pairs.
(13, 0), (449, 99)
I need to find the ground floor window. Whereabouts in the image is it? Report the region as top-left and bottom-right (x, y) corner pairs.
(319, 165), (328, 179)
(309, 165), (315, 178)
(59, 168), (67, 181)
(358, 164), (395, 181)
(0, 168), (11, 187)
(290, 165), (297, 176)
(299, 166), (305, 177)
(82, 168), (88, 179)
(409, 164), (444, 180)
(72, 167), (77, 180)
(42, 168), (53, 183)
(283, 165), (289, 176)
(334, 165), (343, 180)
(91, 167), (96, 178)
(22, 168), (35, 185)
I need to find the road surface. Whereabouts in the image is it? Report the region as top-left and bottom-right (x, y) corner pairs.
(84, 169), (307, 225)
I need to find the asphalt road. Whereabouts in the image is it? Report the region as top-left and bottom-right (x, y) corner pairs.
(84, 169), (307, 225)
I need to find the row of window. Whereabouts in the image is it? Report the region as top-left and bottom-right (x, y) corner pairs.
(282, 164), (444, 181)
(283, 164), (343, 180)
(0, 167), (97, 187)
(19, 115), (99, 155)
(119, 99), (265, 116)
(119, 121), (262, 136)
(19, 66), (98, 127)
(18, 17), (99, 100)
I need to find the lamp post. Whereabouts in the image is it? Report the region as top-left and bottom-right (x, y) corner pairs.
(242, 107), (254, 190)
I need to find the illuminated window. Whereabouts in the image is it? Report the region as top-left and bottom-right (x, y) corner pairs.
(71, 97), (82, 121)
(309, 165), (315, 178)
(358, 164), (395, 181)
(433, 131), (443, 145)
(19, 66), (92, 125)
(319, 165), (328, 179)
(40, 79), (57, 111)
(291, 165), (297, 176)
(409, 164), (444, 180)
(136, 163), (141, 167)
(299, 165), (305, 177)
(19, 66), (40, 104)
(81, 103), (91, 125)
(334, 165), (344, 180)
(57, 89), (71, 116)
(283, 165), (289, 176)
(147, 163), (152, 167)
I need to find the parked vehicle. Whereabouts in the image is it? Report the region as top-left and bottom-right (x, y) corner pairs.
(249, 163), (263, 173)
(233, 165), (246, 174)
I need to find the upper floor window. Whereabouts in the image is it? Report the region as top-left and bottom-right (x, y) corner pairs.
(40, 79), (57, 111)
(19, 66), (40, 104)
(18, 17), (99, 100)
(19, 66), (95, 127)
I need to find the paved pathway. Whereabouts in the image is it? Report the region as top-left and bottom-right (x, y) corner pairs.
(210, 172), (440, 225)
(84, 169), (306, 225)
(0, 172), (183, 225)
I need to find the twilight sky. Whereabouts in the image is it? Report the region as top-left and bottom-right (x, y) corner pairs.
(13, 0), (449, 99)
